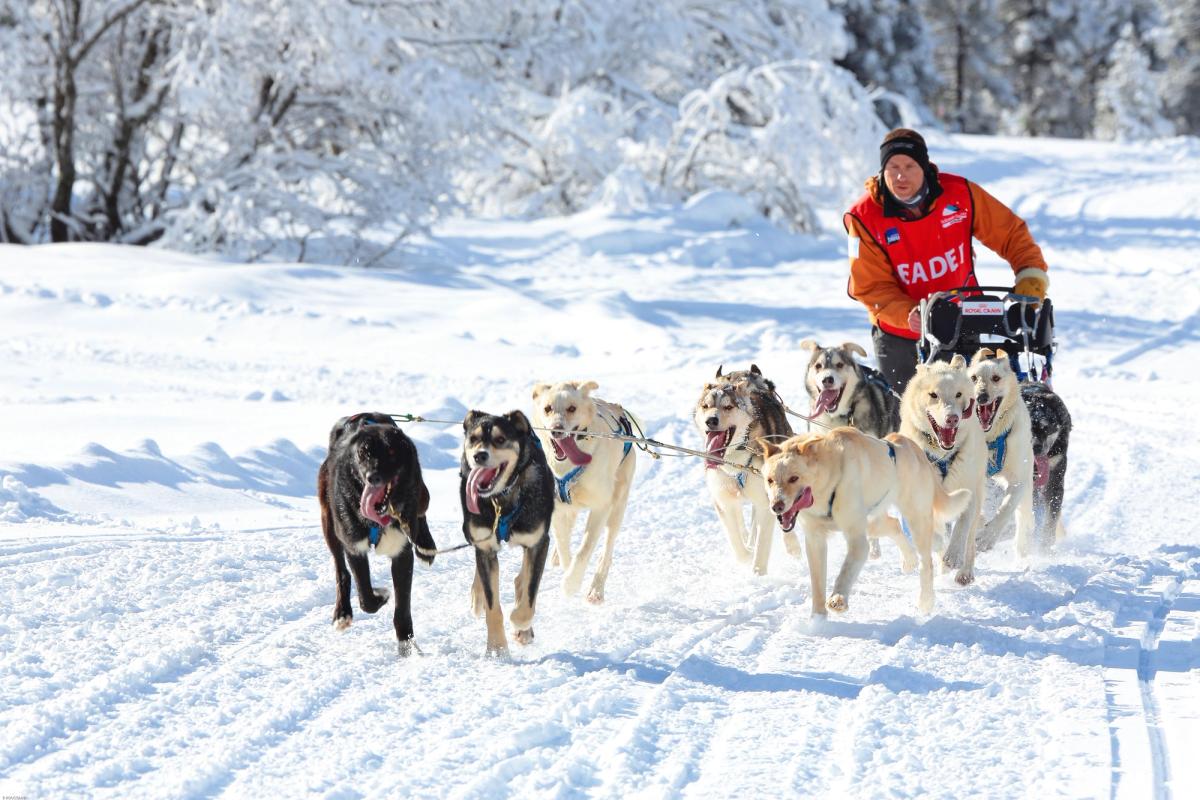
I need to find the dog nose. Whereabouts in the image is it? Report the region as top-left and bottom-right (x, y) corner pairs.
(978, 392), (990, 404)
(771, 500), (784, 514)
(945, 414), (960, 427)
(822, 376), (835, 388)
(472, 451), (489, 465)
(705, 416), (719, 430)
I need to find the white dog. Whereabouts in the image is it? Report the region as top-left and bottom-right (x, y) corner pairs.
(968, 348), (1036, 556)
(899, 355), (988, 585)
(760, 428), (971, 615)
(531, 380), (636, 604)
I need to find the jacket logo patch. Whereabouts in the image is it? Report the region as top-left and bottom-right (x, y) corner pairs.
(885, 228), (900, 245)
(943, 204), (959, 215)
(940, 211), (968, 228)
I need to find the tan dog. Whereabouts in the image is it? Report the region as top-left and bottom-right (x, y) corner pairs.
(968, 348), (1036, 556)
(760, 429), (970, 615)
(531, 380), (637, 604)
(899, 355), (988, 585)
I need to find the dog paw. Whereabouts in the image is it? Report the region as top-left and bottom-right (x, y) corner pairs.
(826, 594), (848, 613)
(942, 551), (963, 571)
(868, 539), (882, 559)
(484, 644), (511, 660)
(562, 571), (584, 597)
(333, 615), (352, 631)
(918, 592), (934, 615)
(782, 532), (803, 559)
(955, 569), (975, 586)
(587, 586), (605, 604)
(514, 627), (535, 646)
(360, 587), (390, 614)
(397, 639), (423, 658)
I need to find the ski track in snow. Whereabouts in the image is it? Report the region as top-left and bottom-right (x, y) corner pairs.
(2, 135), (1200, 798)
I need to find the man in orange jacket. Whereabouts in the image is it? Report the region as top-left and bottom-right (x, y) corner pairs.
(844, 128), (1049, 393)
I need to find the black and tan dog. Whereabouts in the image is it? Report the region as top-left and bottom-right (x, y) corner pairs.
(460, 409), (555, 657)
(318, 412), (437, 656)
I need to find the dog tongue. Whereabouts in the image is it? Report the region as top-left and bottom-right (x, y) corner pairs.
(552, 436), (592, 466)
(937, 423), (958, 450)
(1034, 455), (1050, 489)
(704, 430), (727, 468)
(359, 483), (392, 527)
(780, 486), (815, 531)
(978, 400), (997, 431)
(814, 387), (840, 414)
(465, 466), (500, 515)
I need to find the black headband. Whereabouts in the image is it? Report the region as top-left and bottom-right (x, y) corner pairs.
(880, 136), (929, 171)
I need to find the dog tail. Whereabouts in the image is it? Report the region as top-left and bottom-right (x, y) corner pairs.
(933, 485), (972, 525)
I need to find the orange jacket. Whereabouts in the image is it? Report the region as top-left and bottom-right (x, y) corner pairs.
(844, 172), (1048, 334)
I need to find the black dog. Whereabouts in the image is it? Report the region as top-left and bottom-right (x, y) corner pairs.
(1021, 384), (1072, 550)
(460, 409), (554, 656)
(318, 412), (437, 656)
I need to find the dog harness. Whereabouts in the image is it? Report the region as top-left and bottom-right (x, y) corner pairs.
(491, 497), (522, 543)
(986, 427), (1011, 477)
(368, 525), (383, 547)
(554, 412), (635, 504)
(925, 445), (959, 480)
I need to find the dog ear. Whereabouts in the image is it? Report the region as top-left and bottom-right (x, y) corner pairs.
(950, 354), (967, 369)
(531, 383), (551, 400)
(579, 380), (599, 396)
(842, 342), (868, 359)
(799, 339), (818, 353)
(463, 409), (486, 432)
(972, 347), (994, 365)
(994, 347), (1008, 360)
(749, 364), (762, 376)
(715, 365), (724, 378)
(505, 409), (531, 435)
(757, 437), (781, 459)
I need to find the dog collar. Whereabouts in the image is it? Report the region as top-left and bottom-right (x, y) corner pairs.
(987, 428), (1011, 477)
(368, 525), (382, 547)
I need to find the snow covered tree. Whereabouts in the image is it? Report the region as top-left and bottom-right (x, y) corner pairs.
(922, 0), (1013, 133)
(828, 0), (940, 126)
(1093, 24), (1172, 140)
(1156, 0), (1200, 134)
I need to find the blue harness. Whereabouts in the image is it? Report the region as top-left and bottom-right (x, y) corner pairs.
(987, 428), (1011, 477)
(926, 446), (958, 479)
(368, 525), (383, 547)
(554, 414), (635, 504)
(493, 499), (522, 543)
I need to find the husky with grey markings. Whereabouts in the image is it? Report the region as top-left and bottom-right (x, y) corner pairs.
(800, 340), (899, 438)
(694, 364), (800, 574)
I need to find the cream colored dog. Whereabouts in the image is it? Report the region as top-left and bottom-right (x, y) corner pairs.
(968, 348), (1036, 556)
(760, 428), (970, 615)
(531, 380), (637, 604)
(899, 355), (988, 585)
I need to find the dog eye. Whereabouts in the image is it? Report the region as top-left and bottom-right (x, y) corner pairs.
(955, 392), (962, 398)
(567, 405), (576, 413)
(494, 436), (506, 446)
(766, 478), (774, 485)
(835, 362), (844, 369)
(928, 392), (938, 400)
(970, 375), (978, 382)
(543, 405), (552, 414)
(788, 476), (798, 484)
(991, 375), (1001, 383)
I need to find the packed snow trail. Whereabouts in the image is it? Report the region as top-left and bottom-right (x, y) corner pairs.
(2, 134), (1199, 798)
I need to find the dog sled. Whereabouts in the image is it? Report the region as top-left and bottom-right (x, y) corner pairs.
(917, 285), (1056, 381)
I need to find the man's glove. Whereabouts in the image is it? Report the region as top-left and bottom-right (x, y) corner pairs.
(1012, 267), (1048, 304)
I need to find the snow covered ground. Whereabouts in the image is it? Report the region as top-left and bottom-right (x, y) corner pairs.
(2, 132), (1198, 799)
